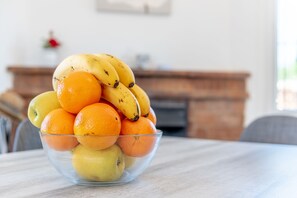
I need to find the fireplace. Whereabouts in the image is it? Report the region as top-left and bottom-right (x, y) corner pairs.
(8, 66), (249, 142)
(151, 99), (187, 137)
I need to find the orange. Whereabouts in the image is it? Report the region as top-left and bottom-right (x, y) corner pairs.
(146, 107), (157, 126)
(99, 98), (125, 120)
(57, 71), (101, 114)
(118, 117), (157, 157)
(74, 103), (121, 150)
(41, 108), (78, 151)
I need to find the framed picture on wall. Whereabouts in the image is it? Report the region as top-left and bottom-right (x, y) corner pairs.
(96, 0), (171, 15)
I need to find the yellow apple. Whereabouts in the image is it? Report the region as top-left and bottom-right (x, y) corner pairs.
(72, 144), (125, 182)
(27, 91), (61, 128)
(124, 155), (136, 169)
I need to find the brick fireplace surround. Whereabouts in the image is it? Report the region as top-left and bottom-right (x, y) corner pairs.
(8, 66), (249, 144)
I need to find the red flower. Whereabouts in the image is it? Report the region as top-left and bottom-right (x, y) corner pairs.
(43, 31), (61, 49)
(49, 39), (60, 48)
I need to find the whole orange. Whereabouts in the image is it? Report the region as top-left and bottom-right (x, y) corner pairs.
(41, 108), (78, 151)
(146, 107), (157, 126)
(57, 71), (101, 114)
(74, 103), (121, 150)
(118, 117), (157, 157)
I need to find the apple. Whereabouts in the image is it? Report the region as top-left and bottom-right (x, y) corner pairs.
(72, 144), (125, 182)
(27, 91), (61, 128)
(124, 155), (136, 169)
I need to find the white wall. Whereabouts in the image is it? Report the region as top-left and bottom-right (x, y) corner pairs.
(0, 0), (276, 125)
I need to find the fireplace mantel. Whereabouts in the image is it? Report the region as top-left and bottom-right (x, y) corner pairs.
(8, 66), (250, 141)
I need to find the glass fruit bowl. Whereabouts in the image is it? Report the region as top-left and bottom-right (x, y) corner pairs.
(39, 131), (162, 186)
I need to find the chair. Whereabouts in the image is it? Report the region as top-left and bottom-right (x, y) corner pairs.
(12, 119), (42, 152)
(240, 115), (297, 145)
(0, 116), (11, 154)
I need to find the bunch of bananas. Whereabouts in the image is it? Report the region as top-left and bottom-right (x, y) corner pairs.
(52, 53), (151, 121)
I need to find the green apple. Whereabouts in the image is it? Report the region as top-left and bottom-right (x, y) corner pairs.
(72, 144), (125, 182)
(124, 154), (136, 169)
(27, 91), (61, 128)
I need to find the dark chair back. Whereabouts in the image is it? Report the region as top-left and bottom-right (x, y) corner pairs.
(0, 116), (11, 153)
(12, 119), (42, 152)
(240, 115), (297, 145)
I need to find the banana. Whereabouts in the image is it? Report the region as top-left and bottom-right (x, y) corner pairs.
(129, 84), (150, 117)
(102, 82), (140, 121)
(52, 54), (120, 91)
(95, 53), (135, 88)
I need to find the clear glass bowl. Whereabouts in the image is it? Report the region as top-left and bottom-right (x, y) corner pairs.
(39, 131), (162, 186)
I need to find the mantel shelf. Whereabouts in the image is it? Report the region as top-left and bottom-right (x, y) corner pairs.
(8, 66), (250, 79)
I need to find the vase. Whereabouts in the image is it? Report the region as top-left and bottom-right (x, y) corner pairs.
(43, 48), (59, 67)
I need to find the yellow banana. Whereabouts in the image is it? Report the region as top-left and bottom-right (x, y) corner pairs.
(102, 82), (140, 121)
(95, 53), (135, 88)
(129, 84), (150, 117)
(52, 54), (120, 91)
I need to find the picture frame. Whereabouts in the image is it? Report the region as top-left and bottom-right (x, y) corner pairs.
(96, 0), (171, 15)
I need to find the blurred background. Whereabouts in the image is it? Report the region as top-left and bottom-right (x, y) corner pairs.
(0, 0), (296, 147)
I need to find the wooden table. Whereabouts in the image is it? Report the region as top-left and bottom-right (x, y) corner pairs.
(1, 137), (297, 198)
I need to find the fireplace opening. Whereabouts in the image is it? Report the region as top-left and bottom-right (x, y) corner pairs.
(151, 99), (187, 137)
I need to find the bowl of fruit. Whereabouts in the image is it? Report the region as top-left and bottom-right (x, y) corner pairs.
(27, 53), (162, 186)
(39, 131), (162, 186)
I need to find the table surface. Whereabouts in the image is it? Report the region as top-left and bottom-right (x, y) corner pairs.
(2, 137), (297, 198)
